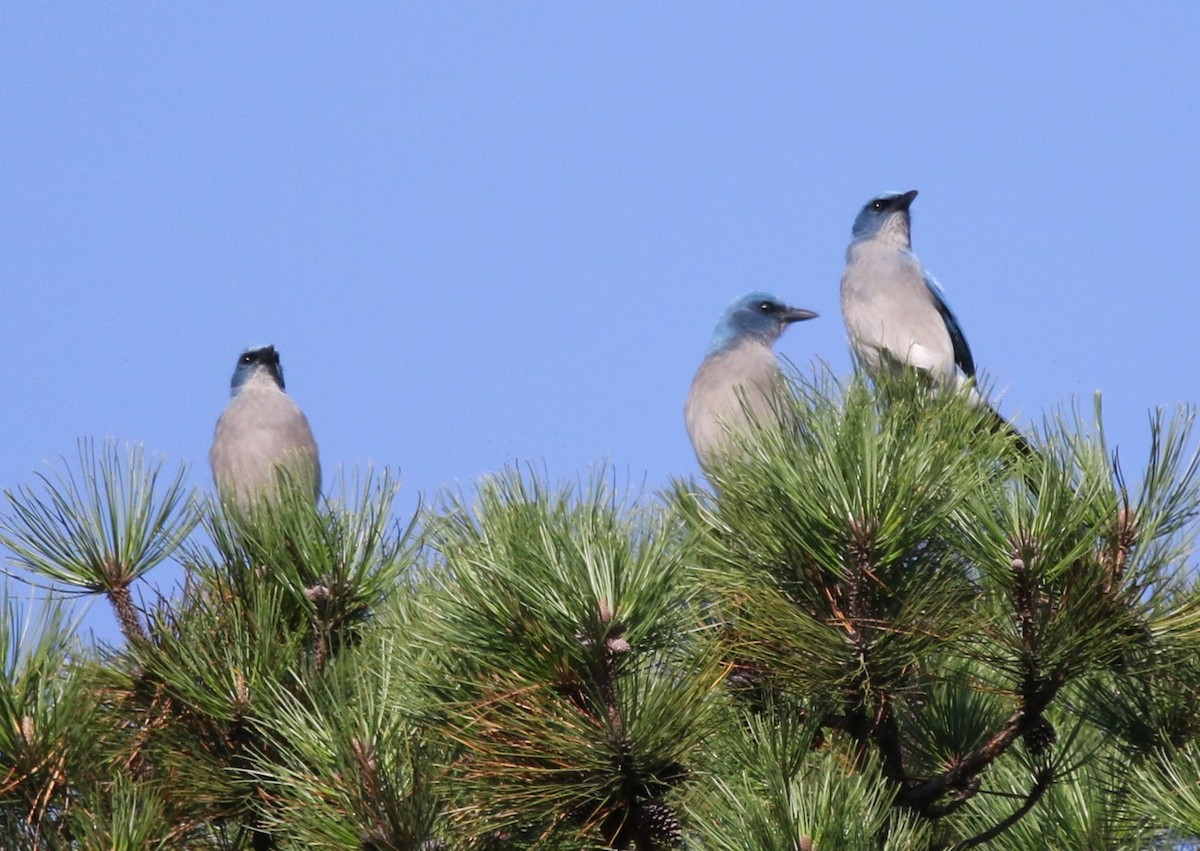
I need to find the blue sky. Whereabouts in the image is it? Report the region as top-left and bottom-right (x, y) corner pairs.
(3, 5), (1198, 642)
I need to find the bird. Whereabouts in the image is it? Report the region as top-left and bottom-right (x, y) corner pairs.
(685, 292), (818, 471)
(209, 345), (321, 508)
(839, 189), (1033, 455)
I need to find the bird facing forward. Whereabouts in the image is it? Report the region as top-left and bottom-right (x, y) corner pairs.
(209, 345), (321, 508)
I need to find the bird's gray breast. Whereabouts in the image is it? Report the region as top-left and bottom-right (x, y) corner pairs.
(210, 387), (321, 504)
(840, 244), (953, 379)
(685, 341), (785, 469)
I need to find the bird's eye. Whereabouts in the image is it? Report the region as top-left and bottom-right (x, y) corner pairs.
(758, 302), (774, 313)
(870, 199), (887, 212)
(239, 354), (254, 366)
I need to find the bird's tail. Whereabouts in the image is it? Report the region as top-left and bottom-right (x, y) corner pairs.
(984, 406), (1041, 492)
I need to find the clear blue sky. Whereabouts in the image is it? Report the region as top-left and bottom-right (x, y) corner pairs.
(3, 5), (1198, 641)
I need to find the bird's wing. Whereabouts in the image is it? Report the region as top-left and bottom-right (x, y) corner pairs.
(923, 271), (975, 377)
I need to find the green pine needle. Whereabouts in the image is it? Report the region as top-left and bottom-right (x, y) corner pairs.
(0, 439), (196, 595)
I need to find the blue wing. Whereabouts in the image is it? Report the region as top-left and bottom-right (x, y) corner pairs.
(923, 272), (975, 377)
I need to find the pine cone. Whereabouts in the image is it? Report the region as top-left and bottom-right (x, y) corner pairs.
(637, 798), (685, 846)
(1023, 717), (1057, 755)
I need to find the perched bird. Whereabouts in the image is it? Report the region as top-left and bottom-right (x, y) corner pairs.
(209, 345), (321, 508)
(839, 190), (1032, 453)
(685, 292), (818, 471)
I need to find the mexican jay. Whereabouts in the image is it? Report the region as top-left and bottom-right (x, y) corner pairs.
(840, 190), (1032, 454)
(685, 292), (817, 471)
(210, 345), (321, 507)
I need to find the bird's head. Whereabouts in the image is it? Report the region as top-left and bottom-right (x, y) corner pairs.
(230, 345), (285, 394)
(708, 292), (818, 354)
(851, 189), (918, 246)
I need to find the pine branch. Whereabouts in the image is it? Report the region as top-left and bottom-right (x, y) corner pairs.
(419, 467), (711, 848)
(0, 439), (196, 645)
(108, 583), (148, 644)
(952, 766), (1053, 849)
(898, 556), (1064, 816)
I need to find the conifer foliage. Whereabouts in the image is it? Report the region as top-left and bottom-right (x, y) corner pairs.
(0, 374), (1199, 849)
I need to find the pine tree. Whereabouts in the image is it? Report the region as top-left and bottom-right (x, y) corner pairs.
(0, 373), (1198, 849)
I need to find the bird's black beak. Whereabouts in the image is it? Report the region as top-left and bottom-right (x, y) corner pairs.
(781, 307), (819, 324)
(896, 189), (918, 210)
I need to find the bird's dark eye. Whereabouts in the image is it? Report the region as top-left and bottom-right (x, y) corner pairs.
(239, 354), (254, 366)
(870, 199), (887, 212)
(758, 301), (774, 313)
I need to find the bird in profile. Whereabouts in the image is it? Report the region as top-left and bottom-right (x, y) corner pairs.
(209, 345), (321, 508)
(839, 190), (1033, 454)
(685, 292), (818, 471)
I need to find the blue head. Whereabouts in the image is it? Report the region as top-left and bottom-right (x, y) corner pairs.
(230, 345), (285, 395)
(851, 189), (918, 245)
(707, 292), (818, 355)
